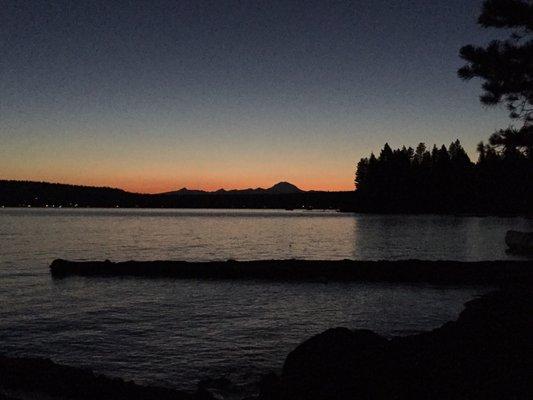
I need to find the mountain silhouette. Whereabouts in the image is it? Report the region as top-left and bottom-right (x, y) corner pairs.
(0, 180), (354, 210)
(162, 181), (304, 196)
(267, 182), (303, 194)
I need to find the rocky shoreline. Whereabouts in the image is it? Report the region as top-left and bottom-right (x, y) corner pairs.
(2, 286), (531, 400)
(50, 258), (532, 285)
(0, 355), (204, 400)
(265, 287), (532, 399)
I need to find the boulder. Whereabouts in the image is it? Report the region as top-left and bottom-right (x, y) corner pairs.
(277, 289), (532, 400)
(281, 328), (387, 400)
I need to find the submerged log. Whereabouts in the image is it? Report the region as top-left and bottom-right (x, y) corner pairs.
(50, 259), (532, 285)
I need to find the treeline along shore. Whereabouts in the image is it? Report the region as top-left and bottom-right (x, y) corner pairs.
(355, 139), (532, 214)
(0, 180), (355, 211)
(50, 259), (533, 286)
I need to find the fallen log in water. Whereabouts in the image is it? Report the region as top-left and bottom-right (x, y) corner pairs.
(50, 259), (532, 285)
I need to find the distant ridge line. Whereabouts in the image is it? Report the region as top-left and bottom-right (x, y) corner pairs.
(0, 180), (353, 209)
(161, 181), (305, 196)
(0, 179), (307, 195)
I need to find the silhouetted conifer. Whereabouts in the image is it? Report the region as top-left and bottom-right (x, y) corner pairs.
(459, 0), (533, 167)
(354, 137), (531, 214)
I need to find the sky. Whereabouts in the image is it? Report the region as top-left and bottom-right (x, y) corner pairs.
(0, 0), (514, 193)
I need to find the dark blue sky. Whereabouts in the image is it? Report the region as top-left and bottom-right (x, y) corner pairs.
(1, 0), (511, 191)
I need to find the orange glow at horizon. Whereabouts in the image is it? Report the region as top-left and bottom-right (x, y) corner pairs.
(0, 173), (354, 194)
(0, 130), (361, 195)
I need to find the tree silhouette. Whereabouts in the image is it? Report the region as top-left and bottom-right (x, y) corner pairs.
(354, 138), (530, 214)
(459, 0), (533, 160)
(449, 139), (472, 167)
(453, 0), (533, 213)
(489, 126), (533, 157)
(458, 0), (533, 123)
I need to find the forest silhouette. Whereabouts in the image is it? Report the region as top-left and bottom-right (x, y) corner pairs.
(354, 137), (532, 214)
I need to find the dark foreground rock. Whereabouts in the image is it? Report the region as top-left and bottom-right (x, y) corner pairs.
(259, 288), (532, 400)
(0, 356), (212, 400)
(50, 259), (532, 285)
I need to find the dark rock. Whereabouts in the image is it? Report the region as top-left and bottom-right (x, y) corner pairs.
(0, 393), (19, 400)
(281, 328), (387, 399)
(278, 289), (532, 400)
(196, 376), (233, 399)
(193, 386), (216, 400)
(0, 355), (192, 400)
(198, 376), (232, 391)
(257, 372), (281, 400)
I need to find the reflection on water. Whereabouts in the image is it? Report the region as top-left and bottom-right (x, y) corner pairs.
(350, 214), (530, 260)
(0, 209), (531, 394)
(1, 208), (531, 270)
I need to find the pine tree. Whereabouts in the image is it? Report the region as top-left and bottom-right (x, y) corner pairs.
(459, 0), (533, 153)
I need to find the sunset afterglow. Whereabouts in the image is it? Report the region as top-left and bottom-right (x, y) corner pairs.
(1, 0), (509, 192)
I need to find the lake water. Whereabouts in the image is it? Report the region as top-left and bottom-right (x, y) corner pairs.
(1, 209), (531, 397)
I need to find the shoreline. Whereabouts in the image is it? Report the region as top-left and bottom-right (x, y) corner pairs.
(2, 287), (530, 400)
(2, 206), (531, 218)
(0, 355), (195, 400)
(50, 258), (533, 285)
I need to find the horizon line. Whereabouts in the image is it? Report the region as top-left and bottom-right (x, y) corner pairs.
(0, 178), (355, 195)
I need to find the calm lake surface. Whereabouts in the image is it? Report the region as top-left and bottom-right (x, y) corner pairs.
(1, 209), (531, 396)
